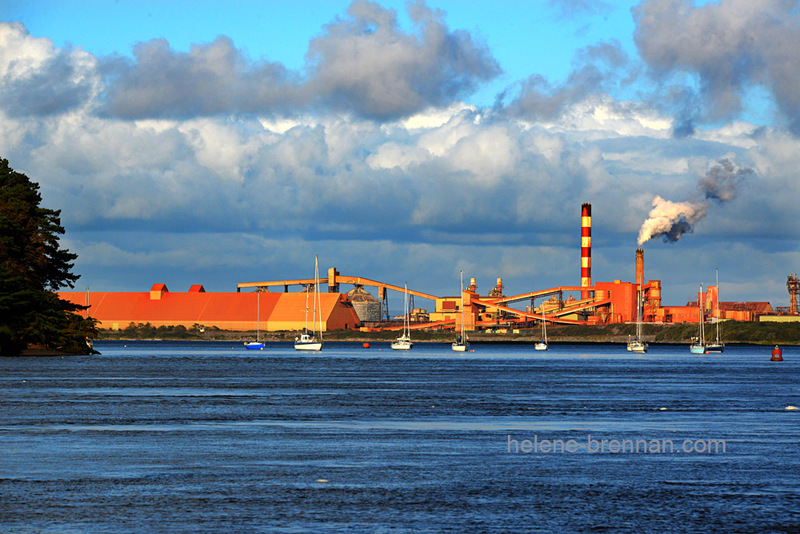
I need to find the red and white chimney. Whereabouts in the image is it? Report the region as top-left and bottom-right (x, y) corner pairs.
(581, 203), (591, 300)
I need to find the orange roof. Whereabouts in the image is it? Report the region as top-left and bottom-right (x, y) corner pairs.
(58, 287), (360, 331)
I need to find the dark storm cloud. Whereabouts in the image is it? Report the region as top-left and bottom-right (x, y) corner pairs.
(99, 37), (303, 119)
(304, 0), (501, 120)
(634, 0), (800, 133)
(97, 1), (500, 121)
(0, 26), (96, 117)
(699, 157), (753, 203)
(501, 40), (629, 120)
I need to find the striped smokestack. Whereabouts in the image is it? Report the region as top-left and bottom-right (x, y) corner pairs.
(581, 203), (591, 300)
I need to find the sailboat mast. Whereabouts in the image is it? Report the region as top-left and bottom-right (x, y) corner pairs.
(459, 271), (465, 339)
(541, 299), (547, 342)
(304, 278), (309, 333)
(715, 268), (720, 343)
(314, 254), (321, 338)
(404, 283), (409, 337)
(700, 284), (705, 344)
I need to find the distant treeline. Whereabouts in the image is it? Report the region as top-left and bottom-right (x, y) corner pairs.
(98, 320), (800, 344)
(651, 321), (800, 344)
(549, 321), (800, 344)
(103, 323), (220, 340)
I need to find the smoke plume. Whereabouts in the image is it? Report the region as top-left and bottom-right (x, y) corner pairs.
(637, 159), (752, 245)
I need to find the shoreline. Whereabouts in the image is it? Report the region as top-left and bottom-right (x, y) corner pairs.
(94, 320), (800, 346)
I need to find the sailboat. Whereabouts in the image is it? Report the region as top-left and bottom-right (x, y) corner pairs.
(244, 289), (265, 350)
(391, 283), (413, 350)
(534, 298), (548, 351)
(690, 284), (706, 354)
(628, 289), (648, 353)
(452, 271), (470, 352)
(294, 255), (323, 351)
(706, 269), (725, 353)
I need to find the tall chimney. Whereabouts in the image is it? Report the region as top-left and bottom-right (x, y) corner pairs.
(636, 248), (644, 289)
(581, 203), (591, 300)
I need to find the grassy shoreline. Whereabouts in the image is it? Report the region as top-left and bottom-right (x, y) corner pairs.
(97, 321), (800, 346)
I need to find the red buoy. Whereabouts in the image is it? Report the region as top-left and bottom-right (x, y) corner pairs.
(771, 345), (783, 361)
(362, 342), (370, 349)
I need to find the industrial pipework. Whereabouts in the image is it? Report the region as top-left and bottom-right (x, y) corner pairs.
(789, 274), (799, 315)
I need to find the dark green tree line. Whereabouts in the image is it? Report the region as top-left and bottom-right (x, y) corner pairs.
(0, 158), (97, 354)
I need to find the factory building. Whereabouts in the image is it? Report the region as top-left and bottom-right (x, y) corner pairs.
(58, 204), (794, 333)
(58, 284), (361, 332)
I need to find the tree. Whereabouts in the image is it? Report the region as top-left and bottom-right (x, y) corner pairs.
(0, 158), (97, 354)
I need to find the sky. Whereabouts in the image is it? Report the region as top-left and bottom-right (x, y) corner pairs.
(2, 0), (799, 313)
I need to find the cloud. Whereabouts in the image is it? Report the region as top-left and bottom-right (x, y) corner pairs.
(547, 0), (612, 20)
(0, 0), (500, 122)
(305, 0), (501, 120)
(3, 4), (800, 307)
(0, 22), (99, 116)
(100, 36), (302, 119)
(501, 40), (631, 120)
(633, 0), (800, 133)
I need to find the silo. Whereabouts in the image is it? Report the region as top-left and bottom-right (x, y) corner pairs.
(346, 286), (382, 322)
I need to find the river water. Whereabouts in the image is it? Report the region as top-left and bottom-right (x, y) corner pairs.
(1, 341), (798, 532)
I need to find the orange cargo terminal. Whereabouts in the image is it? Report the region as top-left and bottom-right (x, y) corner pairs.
(58, 284), (361, 332)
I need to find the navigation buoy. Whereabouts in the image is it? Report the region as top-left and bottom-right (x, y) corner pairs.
(771, 345), (783, 361)
(362, 342), (369, 349)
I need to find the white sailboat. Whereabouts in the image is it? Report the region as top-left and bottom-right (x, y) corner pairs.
(629, 289), (648, 353)
(706, 269), (725, 353)
(452, 271), (470, 352)
(534, 298), (548, 351)
(244, 290), (265, 350)
(294, 255), (323, 351)
(690, 284), (706, 354)
(391, 283), (413, 351)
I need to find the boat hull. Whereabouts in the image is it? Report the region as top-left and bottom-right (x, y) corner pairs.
(391, 340), (413, 350)
(689, 344), (706, 354)
(629, 341), (648, 353)
(452, 342), (469, 352)
(534, 342), (548, 351)
(294, 341), (322, 351)
(705, 343), (724, 353)
(244, 342), (265, 350)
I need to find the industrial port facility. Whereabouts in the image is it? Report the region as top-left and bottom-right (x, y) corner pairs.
(59, 204), (799, 333)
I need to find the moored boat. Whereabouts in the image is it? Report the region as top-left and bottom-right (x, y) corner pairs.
(534, 298), (548, 351)
(630, 289), (648, 353)
(392, 283), (413, 351)
(706, 269), (725, 353)
(295, 255), (323, 352)
(690, 284), (706, 354)
(452, 271), (470, 352)
(245, 290), (265, 350)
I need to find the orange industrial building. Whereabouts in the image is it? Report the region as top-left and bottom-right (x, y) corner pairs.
(58, 204), (793, 333)
(59, 283), (361, 332)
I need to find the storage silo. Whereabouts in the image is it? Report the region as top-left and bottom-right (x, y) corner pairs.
(346, 286), (382, 322)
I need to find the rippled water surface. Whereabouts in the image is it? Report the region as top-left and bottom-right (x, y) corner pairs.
(2, 341), (799, 532)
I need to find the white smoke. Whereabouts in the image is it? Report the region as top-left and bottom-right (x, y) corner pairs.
(637, 196), (706, 245)
(637, 159), (752, 245)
